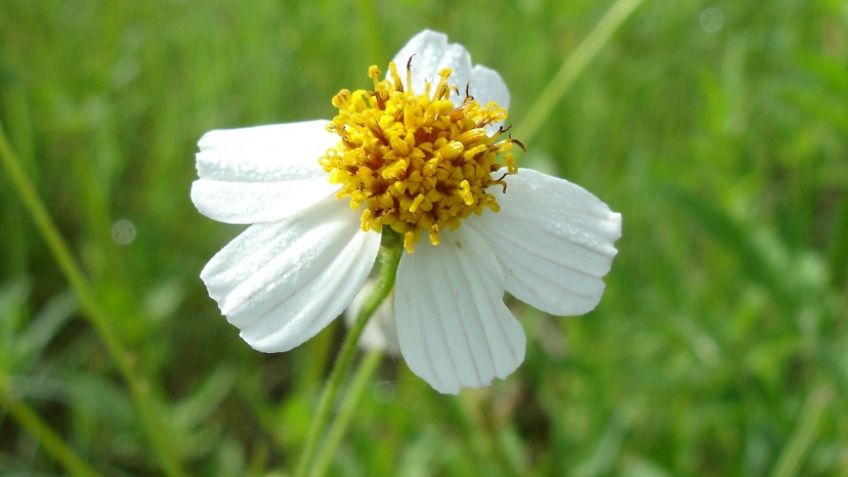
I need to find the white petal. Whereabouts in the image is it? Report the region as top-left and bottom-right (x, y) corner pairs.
(469, 65), (510, 133)
(470, 168), (622, 316)
(196, 120), (332, 180)
(191, 177), (336, 224)
(200, 197), (381, 352)
(469, 65), (510, 111)
(191, 120), (338, 224)
(345, 280), (400, 355)
(394, 227), (526, 394)
(390, 30), (472, 105)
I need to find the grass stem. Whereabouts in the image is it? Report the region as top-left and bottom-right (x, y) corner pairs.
(770, 386), (831, 477)
(0, 127), (185, 477)
(0, 374), (100, 477)
(514, 0), (644, 144)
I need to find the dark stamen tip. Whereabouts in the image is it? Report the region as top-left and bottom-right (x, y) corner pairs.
(509, 136), (527, 152)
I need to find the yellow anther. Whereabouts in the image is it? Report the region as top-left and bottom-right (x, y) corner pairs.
(360, 209), (373, 231)
(390, 135), (410, 156)
(348, 193), (363, 209)
(404, 231), (416, 254)
(458, 180), (474, 206)
(437, 140), (464, 160)
(429, 225), (441, 246)
(458, 128), (488, 145)
(484, 194), (500, 212)
(435, 67), (453, 98)
(355, 166), (374, 184)
(332, 89), (351, 108)
(329, 169), (347, 183)
(389, 61), (404, 92)
(392, 181), (407, 195)
(423, 157), (440, 176)
(351, 90), (369, 111)
(368, 65), (381, 79)
(408, 194), (425, 213)
(505, 154), (517, 174)
(382, 159), (408, 179)
(463, 144), (487, 161)
(404, 59), (414, 93)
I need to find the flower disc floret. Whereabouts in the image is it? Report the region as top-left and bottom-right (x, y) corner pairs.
(320, 62), (519, 253)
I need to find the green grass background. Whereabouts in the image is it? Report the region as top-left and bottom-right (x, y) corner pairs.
(1, 0), (847, 475)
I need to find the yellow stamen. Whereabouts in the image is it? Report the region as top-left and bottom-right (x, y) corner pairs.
(458, 180), (474, 206)
(320, 62), (522, 253)
(438, 141), (464, 160)
(429, 225), (441, 246)
(381, 159), (408, 179)
(404, 231), (416, 254)
(389, 62), (404, 92)
(408, 194), (425, 213)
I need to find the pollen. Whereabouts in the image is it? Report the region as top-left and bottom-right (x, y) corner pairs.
(319, 62), (520, 253)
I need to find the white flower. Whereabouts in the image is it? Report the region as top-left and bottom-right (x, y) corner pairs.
(192, 30), (622, 394)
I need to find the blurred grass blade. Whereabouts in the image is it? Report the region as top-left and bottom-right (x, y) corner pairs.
(173, 363), (238, 432)
(15, 291), (76, 367)
(662, 186), (795, 309)
(0, 374), (100, 477)
(459, 393), (527, 477)
(514, 0), (644, 143)
(770, 386), (831, 477)
(0, 126), (186, 477)
(827, 195), (848, 288)
(0, 279), (30, 361)
(357, 0), (383, 62)
(574, 402), (642, 477)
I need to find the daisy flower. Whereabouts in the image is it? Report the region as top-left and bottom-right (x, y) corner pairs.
(192, 30), (622, 394)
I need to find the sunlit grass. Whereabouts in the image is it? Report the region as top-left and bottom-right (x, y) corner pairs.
(1, 0), (846, 475)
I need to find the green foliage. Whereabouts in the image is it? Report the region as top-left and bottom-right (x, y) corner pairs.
(1, 0), (846, 475)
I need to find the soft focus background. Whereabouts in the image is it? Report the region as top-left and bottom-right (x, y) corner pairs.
(1, 0), (847, 475)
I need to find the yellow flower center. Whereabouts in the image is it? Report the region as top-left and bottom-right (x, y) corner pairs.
(320, 61), (521, 253)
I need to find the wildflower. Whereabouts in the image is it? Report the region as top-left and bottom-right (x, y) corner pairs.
(192, 30), (621, 394)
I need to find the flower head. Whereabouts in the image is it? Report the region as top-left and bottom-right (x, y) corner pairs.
(192, 30), (621, 394)
(320, 60), (517, 253)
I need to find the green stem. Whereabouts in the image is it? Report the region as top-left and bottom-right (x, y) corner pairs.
(309, 350), (383, 477)
(0, 374), (101, 477)
(514, 0), (644, 144)
(0, 127), (185, 477)
(293, 236), (403, 477)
